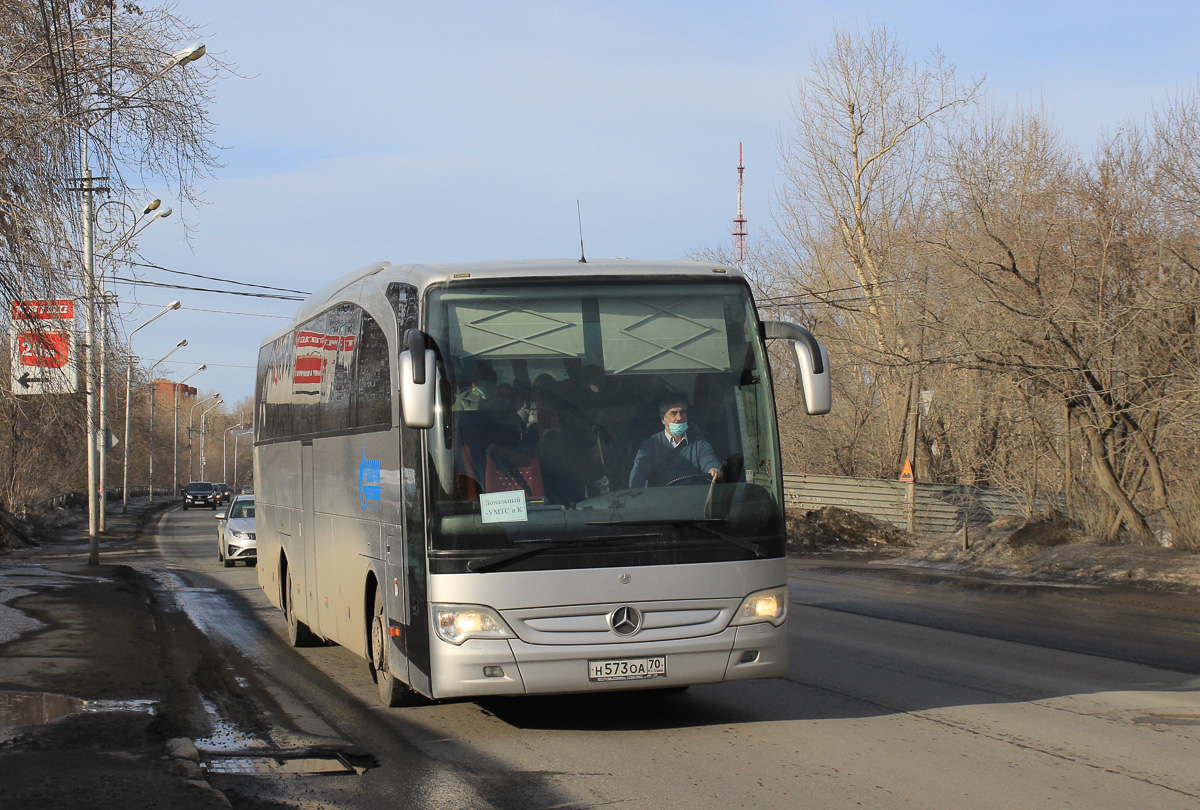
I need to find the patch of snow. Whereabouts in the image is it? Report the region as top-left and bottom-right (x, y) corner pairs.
(0, 588), (43, 644)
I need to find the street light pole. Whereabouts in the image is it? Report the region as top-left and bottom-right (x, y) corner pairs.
(121, 300), (181, 513)
(80, 39), (207, 564)
(232, 429), (253, 491)
(99, 290), (110, 531)
(222, 423), (245, 484)
(200, 399), (224, 481)
(189, 393), (219, 482)
(83, 166), (99, 561)
(147, 339), (187, 502)
(174, 364), (207, 495)
(100, 203), (173, 525)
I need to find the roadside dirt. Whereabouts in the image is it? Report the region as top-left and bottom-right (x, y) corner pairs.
(0, 562), (234, 809)
(790, 506), (1200, 593)
(0, 504), (296, 810)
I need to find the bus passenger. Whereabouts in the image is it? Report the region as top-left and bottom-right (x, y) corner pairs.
(453, 364), (498, 411)
(628, 396), (722, 488)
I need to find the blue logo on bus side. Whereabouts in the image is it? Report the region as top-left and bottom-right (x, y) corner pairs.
(359, 442), (382, 510)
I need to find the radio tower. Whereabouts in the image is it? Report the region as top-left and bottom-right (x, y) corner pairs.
(732, 142), (748, 265)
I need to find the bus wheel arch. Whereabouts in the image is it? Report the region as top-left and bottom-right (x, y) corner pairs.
(368, 579), (418, 707)
(281, 554), (317, 647)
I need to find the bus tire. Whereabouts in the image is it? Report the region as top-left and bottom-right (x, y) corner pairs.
(284, 568), (317, 647)
(371, 589), (417, 708)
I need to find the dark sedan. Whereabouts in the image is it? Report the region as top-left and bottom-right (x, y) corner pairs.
(183, 481), (217, 510)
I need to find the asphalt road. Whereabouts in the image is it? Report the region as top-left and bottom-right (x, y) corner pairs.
(157, 508), (1200, 810)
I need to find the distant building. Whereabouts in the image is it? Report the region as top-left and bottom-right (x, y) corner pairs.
(152, 379), (197, 406)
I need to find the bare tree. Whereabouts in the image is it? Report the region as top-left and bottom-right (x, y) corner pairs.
(0, 1), (226, 509)
(933, 104), (1200, 544)
(772, 23), (982, 479)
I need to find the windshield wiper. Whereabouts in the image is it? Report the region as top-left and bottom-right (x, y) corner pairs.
(586, 519), (770, 557)
(466, 532), (662, 573)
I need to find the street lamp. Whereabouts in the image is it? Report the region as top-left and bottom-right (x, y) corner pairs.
(99, 204), (174, 525)
(174, 365), (207, 495)
(199, 399), (225, 481)
(232, 428), (254, 492)
(172, 42), (207, 65)
(148, 339), (187, 502)
(222, 423), (245, 484)
(189, 393), (220, 481)
(80, 39), (208, 562)
(121, 301), (181, 513)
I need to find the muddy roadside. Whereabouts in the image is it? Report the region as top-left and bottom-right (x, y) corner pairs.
(0, 501), (260, 810)
(789, 506), (1200, 595)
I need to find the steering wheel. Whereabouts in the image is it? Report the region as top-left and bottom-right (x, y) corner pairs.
(665, 474), (713, 487)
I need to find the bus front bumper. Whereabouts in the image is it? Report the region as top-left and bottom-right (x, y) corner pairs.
(428, 620), (787, 700)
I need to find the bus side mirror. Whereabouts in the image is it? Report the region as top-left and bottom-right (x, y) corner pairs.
(399, 329), (437, 429)
(762, 320), (832, 415)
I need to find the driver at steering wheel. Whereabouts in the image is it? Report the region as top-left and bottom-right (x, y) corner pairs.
(628, 396), (722, 488)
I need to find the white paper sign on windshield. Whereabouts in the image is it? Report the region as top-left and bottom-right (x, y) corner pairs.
(479, 490), (528, 524)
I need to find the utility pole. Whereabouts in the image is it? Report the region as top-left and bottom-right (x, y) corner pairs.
(222, 423), (244, 484)
(147, 340), (187, 501)
(174, 365), (206, 495)
(904, 375), (920, 533)
(123, 301), (182, 512)
(72, 40), (207, 563)
(199, 397), (223, 481)
(82, 166), (101, 562)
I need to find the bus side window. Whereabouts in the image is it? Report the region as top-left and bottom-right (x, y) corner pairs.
(354, 313), (391, 428)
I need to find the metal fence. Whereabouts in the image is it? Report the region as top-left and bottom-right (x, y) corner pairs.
(782, 474), (1061, 536)
(22, 486), (175, 518)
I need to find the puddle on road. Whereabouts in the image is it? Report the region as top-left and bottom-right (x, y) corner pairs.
(0, 690), (156, 742)
(194, 697), (273, 753)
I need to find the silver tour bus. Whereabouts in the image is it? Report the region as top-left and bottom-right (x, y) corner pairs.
(254, 259), (831, 706)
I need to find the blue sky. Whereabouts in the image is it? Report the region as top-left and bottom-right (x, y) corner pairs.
(120, 1), (1200, 405)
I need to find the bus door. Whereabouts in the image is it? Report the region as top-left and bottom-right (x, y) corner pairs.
(384, 528), (410, 685)
(301, 440), (320, 636)
(400, 428), (432, 696)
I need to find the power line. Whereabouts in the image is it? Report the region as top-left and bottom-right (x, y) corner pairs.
(129, 259), (311, 295)
(136, 302), (290, 319)
(157, 360), (255, 369)
(111, 276), (305, 301)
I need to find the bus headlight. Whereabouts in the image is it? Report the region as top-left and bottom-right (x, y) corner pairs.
(432, 603), (516, 645)
(730, 587), (787, 627)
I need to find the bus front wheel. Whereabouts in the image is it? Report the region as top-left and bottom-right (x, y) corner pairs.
(284, 568), (317, 647)
(371, 590), (417, 707)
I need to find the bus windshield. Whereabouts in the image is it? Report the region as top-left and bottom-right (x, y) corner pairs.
(424, 279), (784, 570)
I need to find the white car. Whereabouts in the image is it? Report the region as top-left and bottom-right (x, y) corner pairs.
(216, 495), (256, 567)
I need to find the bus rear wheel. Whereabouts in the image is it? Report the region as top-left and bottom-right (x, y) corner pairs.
(371, 590), (417, 707)
(284, 568), (317, 647)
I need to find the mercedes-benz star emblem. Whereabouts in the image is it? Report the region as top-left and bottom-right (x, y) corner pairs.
(610, 606), (642, 636)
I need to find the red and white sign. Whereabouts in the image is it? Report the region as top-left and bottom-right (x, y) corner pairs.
(12, 300), (75, 321)
(11, 299), (78, 395)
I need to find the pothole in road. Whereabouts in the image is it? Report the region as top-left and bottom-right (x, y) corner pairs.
(204, 753), (368, 776)
(1132, 712), (1200, 726)
(0, 690), (156, 742)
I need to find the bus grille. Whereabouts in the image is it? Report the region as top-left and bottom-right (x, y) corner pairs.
(502, 599), (738, 645)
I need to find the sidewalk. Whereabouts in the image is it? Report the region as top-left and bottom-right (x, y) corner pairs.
(0, 498), (231, 809)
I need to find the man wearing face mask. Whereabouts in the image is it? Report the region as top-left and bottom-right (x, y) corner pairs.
(628, 396), (722, 488)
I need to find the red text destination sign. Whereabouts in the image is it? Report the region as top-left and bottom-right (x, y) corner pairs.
(12, 300), (75, 320)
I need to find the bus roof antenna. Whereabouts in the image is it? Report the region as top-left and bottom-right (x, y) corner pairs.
(577, 200), (587, 264)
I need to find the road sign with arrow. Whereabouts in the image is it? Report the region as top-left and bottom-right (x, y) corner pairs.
(10, 299), (78, 395)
